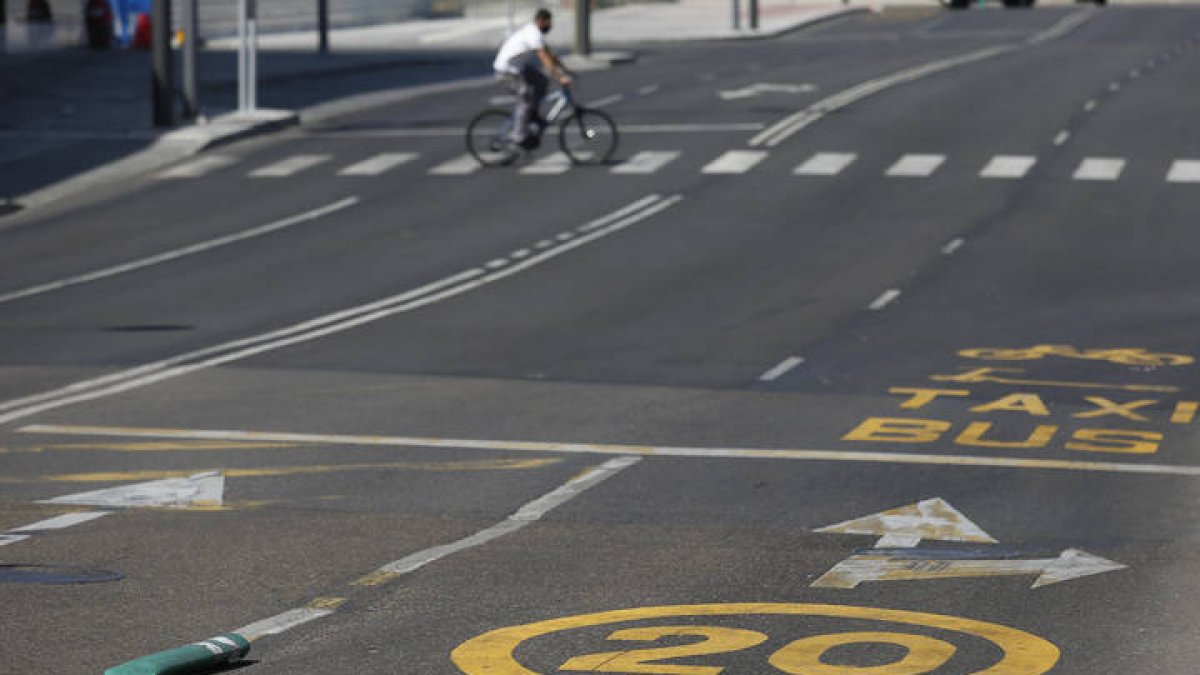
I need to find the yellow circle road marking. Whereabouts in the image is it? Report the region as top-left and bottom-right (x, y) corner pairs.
(769, 631), (957, 674)
(450, 603), (1060, 675)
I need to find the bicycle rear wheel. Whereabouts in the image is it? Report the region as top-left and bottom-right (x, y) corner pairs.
(559, 109), (618, 165)
(466, 109), (520, 167)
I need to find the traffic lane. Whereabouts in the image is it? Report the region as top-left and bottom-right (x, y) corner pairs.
(0, 435), (598, 674)
(250, 456), (1198, 674)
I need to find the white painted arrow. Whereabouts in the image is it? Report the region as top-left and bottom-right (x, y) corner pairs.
(718, 83), (817, 100)
(39, 471), (225, 509)
(812, 548), (1127, 589)
(814, 498), (997, 548)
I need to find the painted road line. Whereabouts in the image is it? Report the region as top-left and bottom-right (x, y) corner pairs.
(750, 12), (1091, 148)
(1167, 160), (1200, 183)
(28, 424), (1200, 478)
(868, 289), (901, 311)
(1073, 158), (1125, 181)
(611, 151), (681, 174)
(586, 93), (625, 108)
(355, 456), (640, 585)
(337, 153), (418, 176)
(237, 607), (337, 641)
(0, 196), (681, 426)
(0, 197), (359, 307)
(794, 153), (857, 176)
(942, 238), (966, 255)
(638, 84), (660, 96)
(520, 153), (573, 175)
(0, 510), (111, 546)
(1054, 131), (1070, 146)
(316, 123), (765, 138)
(814, 549), (1126, 590)
(702, 150), (768, 174)
(249, 155), (331, 177)
(816, 499), (996, 548)
(759, 356), (805, 382)
(42, 471), (225, 508)
(156, 155), (239, 179)
(886, 154), (945, 178)
(1084, 99), (1098, 112)
(980, 155), (1036, 179)
(429, 154), (482, 175)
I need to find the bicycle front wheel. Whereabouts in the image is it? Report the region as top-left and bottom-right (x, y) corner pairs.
(559, 109), (618, 165)
(466, 109), (519, 167)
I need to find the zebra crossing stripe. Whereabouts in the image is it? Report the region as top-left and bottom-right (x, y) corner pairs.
(980, 155), (1036, 179)
(702, 150), (768, 174)
(612, 151), (681, 174)
(250, 155), (331, 178)
(886, 154), (945, 177)
(794, 153), (857, 176)
(338, 153), (419, 176)
(1167, 160), (1200, 183)
(521, 153), (573, 175)
(1074, 158), (1125, 181)
(429, 155), (482, 175)
(156, 156), (238, 179)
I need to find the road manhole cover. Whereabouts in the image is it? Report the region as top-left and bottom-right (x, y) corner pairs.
(0, 564), (123, 584)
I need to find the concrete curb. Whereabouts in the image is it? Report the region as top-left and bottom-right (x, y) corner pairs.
(103, 633), (250, 675)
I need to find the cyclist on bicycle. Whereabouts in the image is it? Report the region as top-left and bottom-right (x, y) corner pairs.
(493, 9), (573, 149)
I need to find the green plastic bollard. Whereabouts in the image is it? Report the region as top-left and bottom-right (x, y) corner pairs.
(105, 633), (250, 675)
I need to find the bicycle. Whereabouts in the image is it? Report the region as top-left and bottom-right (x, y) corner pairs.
(466, 85), (619, 167)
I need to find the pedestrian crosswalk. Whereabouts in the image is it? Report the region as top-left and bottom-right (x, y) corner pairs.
(154, 149), (1200, 185)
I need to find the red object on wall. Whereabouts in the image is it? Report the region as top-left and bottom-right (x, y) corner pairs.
(132, 12), (151, 49)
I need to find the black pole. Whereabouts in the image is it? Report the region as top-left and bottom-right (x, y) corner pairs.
(151, 0), (174, 126)
(318, 0), (328, 53)
(182, 0), (199, 118)
(749, 0), (758, 30)
(574, 0), (590, 57)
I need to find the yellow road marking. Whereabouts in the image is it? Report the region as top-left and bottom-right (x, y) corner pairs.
(930, 367), (1180, 393)
(307, 597), (346, 611)
(450, 603), (1060, 675)
(0, 458), (560, 484)
(20, 424), (1200, 477)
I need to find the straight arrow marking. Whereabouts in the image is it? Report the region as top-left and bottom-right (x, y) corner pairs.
(812, 549), (1126, 589)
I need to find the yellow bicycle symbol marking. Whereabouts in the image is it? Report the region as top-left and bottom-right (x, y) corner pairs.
(959, 345), (1193, 367)
(451, 603), (1060, 674)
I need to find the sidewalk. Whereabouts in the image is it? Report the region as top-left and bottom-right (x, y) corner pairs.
(0, 0), (867, 217)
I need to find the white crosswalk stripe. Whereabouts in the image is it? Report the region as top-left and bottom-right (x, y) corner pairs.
(980, 155), (1037, 179)
(886, 154), (946, 178)
(338, 153), (419, 176)
(612, 151), (681, 174)
(157, 155), (239, 179)
(521, 153), (573, 175)
(702, 150), (768, 174)
(1073, 158), (1125, 181)
(250, 155), (331, 178)
(794, 153), (857, 176)
(429, 155), (483, 175)
(1167, 160), (1200, 183)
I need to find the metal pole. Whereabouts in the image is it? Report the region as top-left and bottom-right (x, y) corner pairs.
(732, 0), (740, 30)
(749, 0), (757, 30)
(574, 0), (589, 57)
(151, 0), (174, 126)
(247, 0), (258, 112)
(182, 0), (199, 118)
(318, 0), (328, 53)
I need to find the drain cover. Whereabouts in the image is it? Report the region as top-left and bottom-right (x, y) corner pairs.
(0, 564), (123, 584)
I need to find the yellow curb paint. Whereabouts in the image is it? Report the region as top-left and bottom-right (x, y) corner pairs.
(450, 603), (1060, 675)
(352, 570), (400, 587)
(307, 597), (346, 611)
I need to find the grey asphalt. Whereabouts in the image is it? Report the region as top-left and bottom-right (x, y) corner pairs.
(3, 5), (1200, 675)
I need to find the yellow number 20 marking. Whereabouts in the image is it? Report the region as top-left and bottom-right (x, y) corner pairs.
(770, 631), (957, 675)
(559, 626), (767, 674)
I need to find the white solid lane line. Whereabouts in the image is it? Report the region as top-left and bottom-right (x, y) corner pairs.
(611, 151), (681, 174)
(249, 155), (331, 178)
(0, 511), (112, 546)
(980, 155), (1037, 179)
(1073, 158), (1125, 181)
(886, 154), (945, 178)
(1167, 160), (1200, 183)
(702, 150), (768, 174)
(156, 156), (239, 179)
(868, 289), (902, 311)
(429, 154), (482, 175)
(586, 94), (625, 108)
(338, 153), (419, 176)
(942, 238), (966, 256)
(794, 153), (857, 176)
(0, 198), (359, 307)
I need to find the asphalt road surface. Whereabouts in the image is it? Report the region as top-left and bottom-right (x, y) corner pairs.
(4, 6), (1200, 674)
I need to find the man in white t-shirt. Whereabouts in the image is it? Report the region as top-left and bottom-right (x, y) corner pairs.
(493, 9), (572, 148)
